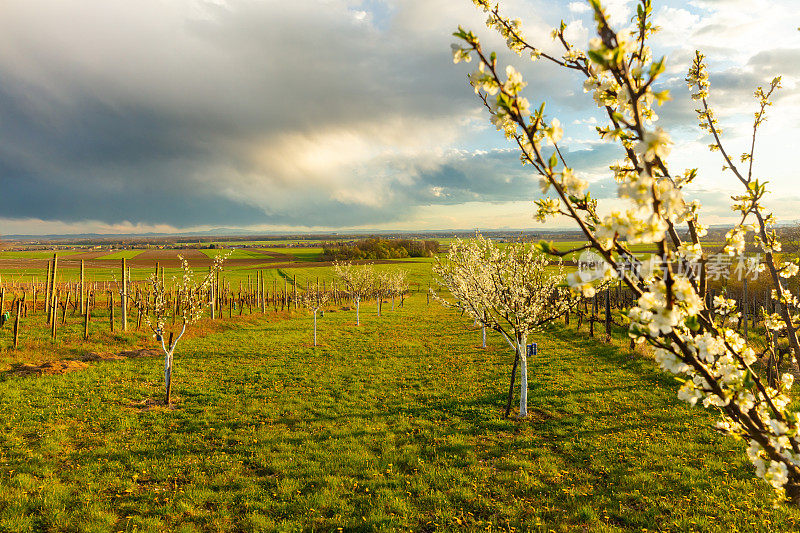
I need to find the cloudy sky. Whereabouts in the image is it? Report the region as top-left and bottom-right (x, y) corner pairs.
(1, 0), (799, 235)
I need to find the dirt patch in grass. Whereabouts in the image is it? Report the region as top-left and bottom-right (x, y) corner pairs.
(10, 359), (90, 376)
(80, 349), (162, 362)
(126, 396), (181, 411)
(5, 348), (162, 378)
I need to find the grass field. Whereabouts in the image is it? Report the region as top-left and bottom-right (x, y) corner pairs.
(0, 251), (82, 259)
(98, 251), (144, 260)
(0, 239), (795, 531)
(1, 291), (799, 531)
(264, 247), (324, 262)
(199, 249), (276, 260)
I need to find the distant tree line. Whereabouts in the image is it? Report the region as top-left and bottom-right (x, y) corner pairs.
(321, 238), (439, 260)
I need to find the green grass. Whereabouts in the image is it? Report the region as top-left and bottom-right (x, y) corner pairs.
(97, 250), (144, 260)
(261, 247), (324, 262)
(199, 249), (275, 260)
(0, 251), (81, 259)
(0, 294), (799, 531)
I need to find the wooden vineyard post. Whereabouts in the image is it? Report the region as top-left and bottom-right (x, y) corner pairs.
(13, 300), (21, 349)
(121, 258), (128, 331)
(61, 292), (70, 326)
(209, 266), (215, 319)
(283, 277), (287, 311)
(605, 288), (611, 339)
(216, 271), (222, 319)
(50, 289), (58, 341)
(49, 285), (56, 326)
(80, 260), (85, 314)
(109, 292), (115, 332)
(51, 253), (58, 321)
(293, 275), (297, 310)
(0, 287), (4, 318)
(260, 271), (265, 313)
(136, 292), (143, 331)
(84, 301), (90, 341)
(45, 257), (52, 319)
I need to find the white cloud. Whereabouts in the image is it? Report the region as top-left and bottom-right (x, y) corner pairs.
(568, 2), (591, 14)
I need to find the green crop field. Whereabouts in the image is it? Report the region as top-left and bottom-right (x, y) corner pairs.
(0, 251), (82, 259)
(199, 249), (273, 260)
(268, 247), (324, 262)
(97, 250), (144, 260)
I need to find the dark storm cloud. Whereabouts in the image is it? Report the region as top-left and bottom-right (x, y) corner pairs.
(0, 0), (497, 229)
(3, 0), (794, 232)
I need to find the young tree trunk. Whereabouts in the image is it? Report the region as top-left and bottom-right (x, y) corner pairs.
(518, 334), (528, 418)
(356, 297), (360, 326)
(165, 351), (173, 405)
(482, 325), (486, 348)
(13, 300), (20, 349)
(504, 342), (520, 419)
(313, 310), (318, 346)
(165, 332), (174, 405)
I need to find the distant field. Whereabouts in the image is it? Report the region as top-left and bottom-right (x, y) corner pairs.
(0, 251), (81, 259)
(0, 238), (742, 289)
(199, 249), (276, 260)
(98, 250), (144, 260)
(261, 247), (323, 262)
(0, 244), (434, 287)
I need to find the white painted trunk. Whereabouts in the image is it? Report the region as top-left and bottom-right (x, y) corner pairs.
(164, 350), (173, 395)
(391, 295), (395, 311)
(482, 326), (486, 348)
(313, 310), (317, 346)
(518, 335), (528, 418)
(356, 298), (360, 326)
